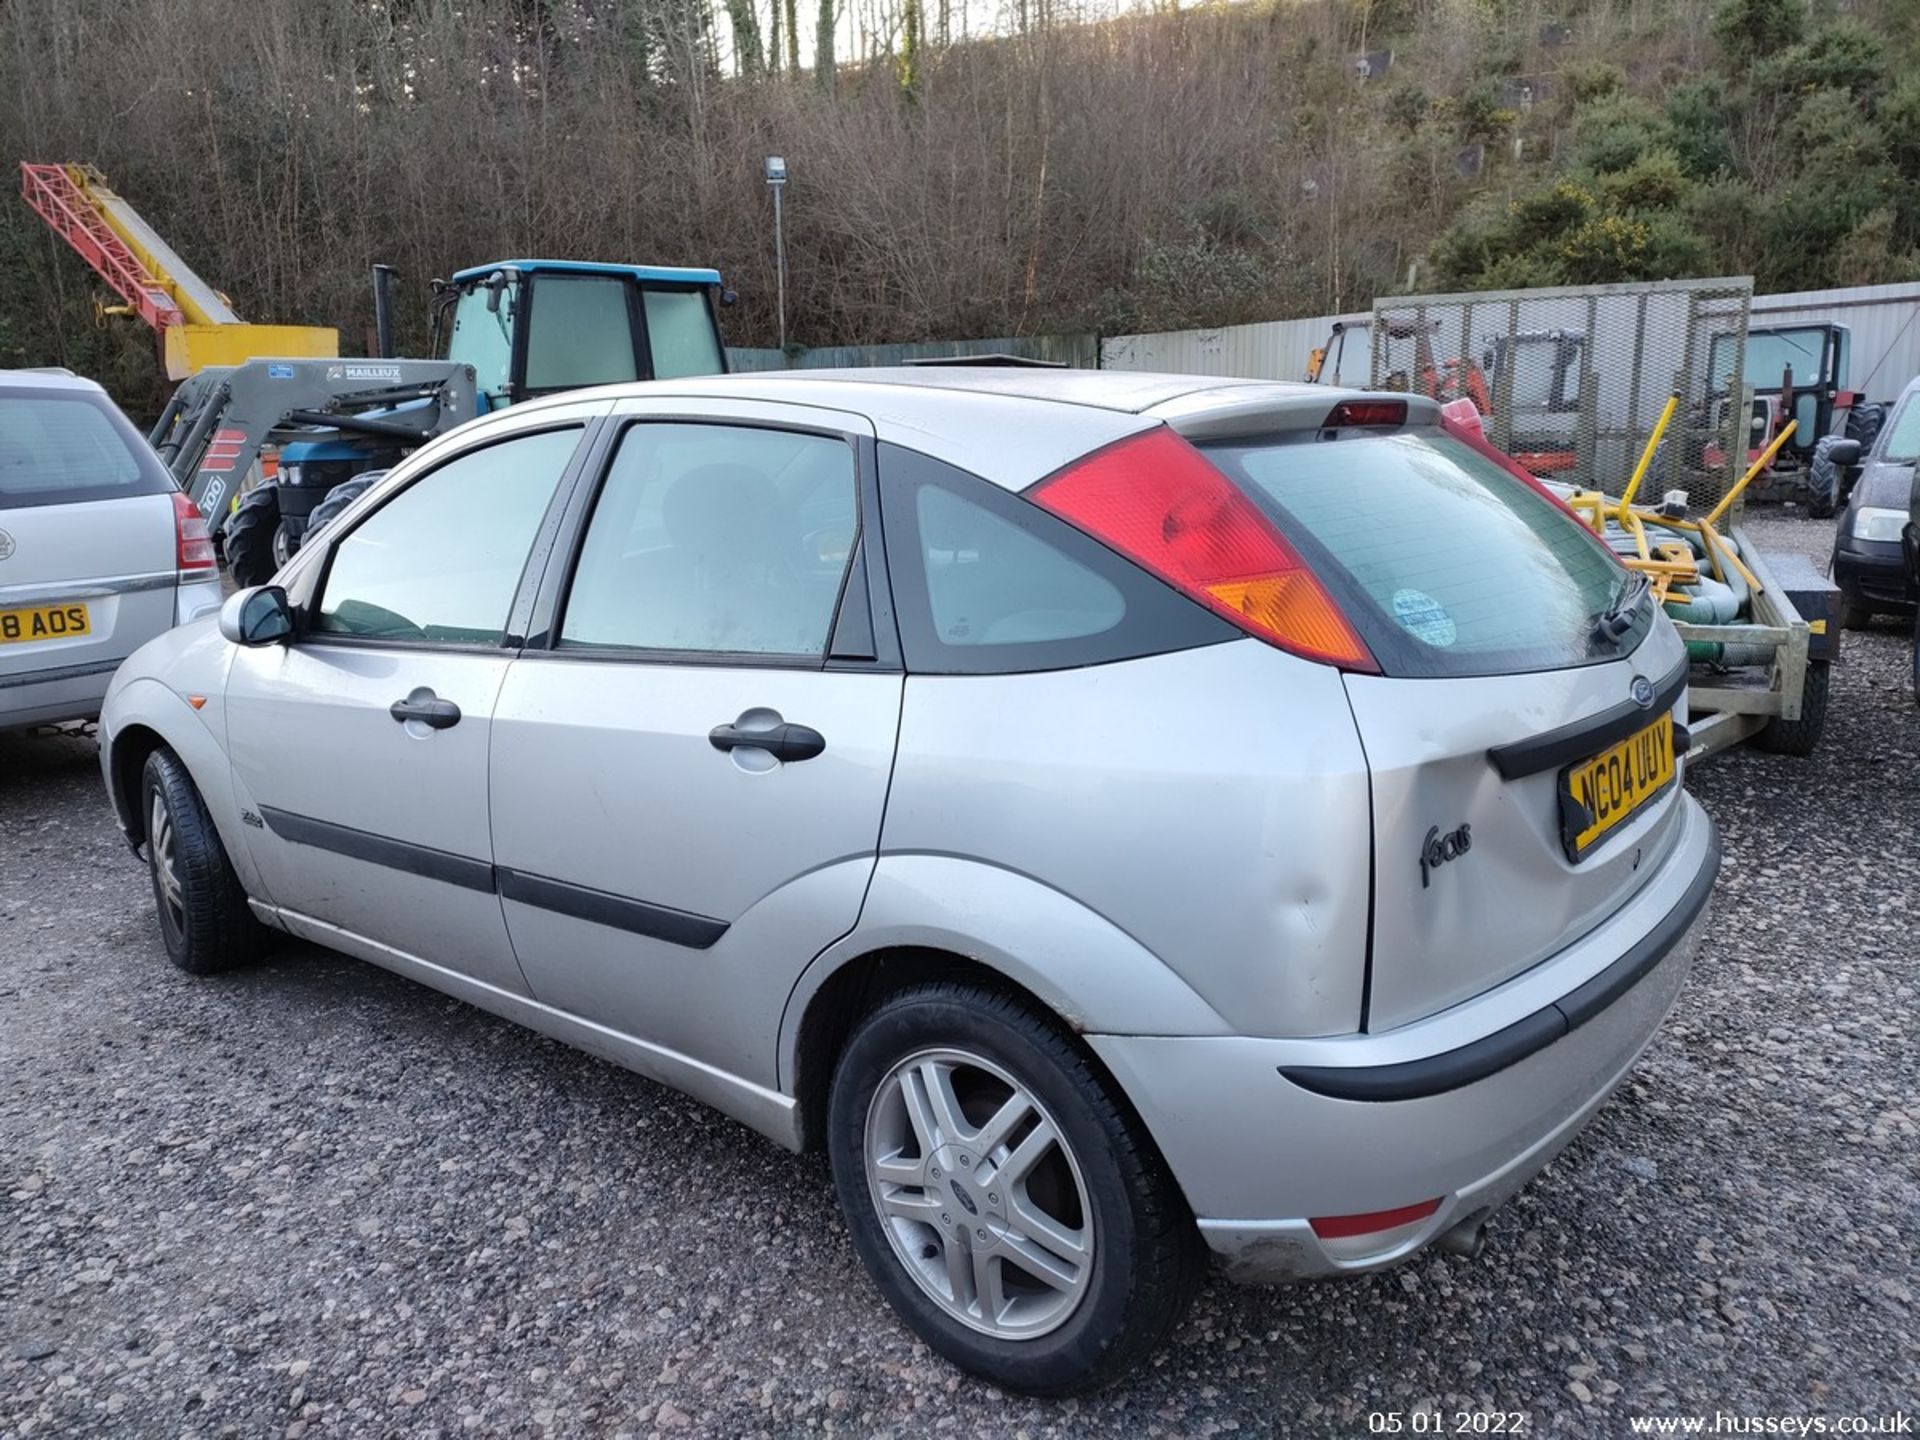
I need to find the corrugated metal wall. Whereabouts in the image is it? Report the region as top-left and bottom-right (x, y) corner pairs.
(1098, 311), (1366, 384)
(1102, 283), (1920, 401)
(1750, 281), (1920, 402)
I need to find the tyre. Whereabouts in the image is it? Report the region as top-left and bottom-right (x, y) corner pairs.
(1838, 597), (1872, 631)
(1845, 401), (1887, 453)
(1755, 658), (1830, 757)
(225, 484), (284, 589)
(1806, 435), (1844, 520)
(1911, 610), (1920, 707)
(304, 474), (381, 539)
(827, 982), (1202, 1396)
(141, 748), (268, 975)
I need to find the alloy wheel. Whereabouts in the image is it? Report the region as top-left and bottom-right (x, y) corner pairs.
(863, 1046), (1095, 1340)
(149, 788), (186, 937)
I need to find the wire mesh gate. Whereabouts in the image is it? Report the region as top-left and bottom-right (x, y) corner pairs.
(1369, 277), (1755, 510)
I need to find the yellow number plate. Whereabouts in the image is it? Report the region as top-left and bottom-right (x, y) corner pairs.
(0, 602), (92, 646)
(1559, 712), (1675, 860)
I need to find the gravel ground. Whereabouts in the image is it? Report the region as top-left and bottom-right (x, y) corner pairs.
(2, 515), (1915, 1439)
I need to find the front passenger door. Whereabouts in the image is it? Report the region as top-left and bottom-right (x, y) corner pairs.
(226, 422), (589, 996)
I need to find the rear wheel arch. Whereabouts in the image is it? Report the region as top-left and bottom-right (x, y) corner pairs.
(791, 947), (1120, 1156)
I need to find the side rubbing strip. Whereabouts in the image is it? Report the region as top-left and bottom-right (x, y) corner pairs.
(258, 809), (732, 950)
(497, 869), (728, 950)
(258, 807), (495, 893)
(1485, 657), (1689, 780)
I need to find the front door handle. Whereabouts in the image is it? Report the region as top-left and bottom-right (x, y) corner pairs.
(390, 687), (462, 730)
(709, 717), (826, 763)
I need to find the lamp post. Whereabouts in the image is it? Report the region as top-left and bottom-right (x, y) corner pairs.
(764, 155), (788, 353)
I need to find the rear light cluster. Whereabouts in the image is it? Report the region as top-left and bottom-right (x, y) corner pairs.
(172, 492), (216, 576)
(1029, 428), (1378, 671)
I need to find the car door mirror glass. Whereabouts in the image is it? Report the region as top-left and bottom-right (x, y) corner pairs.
(220, 585), (294, 646)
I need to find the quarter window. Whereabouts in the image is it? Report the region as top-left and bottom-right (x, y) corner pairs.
(314, 427), (581, 645)
(560, 423), (859, 657)
(916, 486), (1124, 646)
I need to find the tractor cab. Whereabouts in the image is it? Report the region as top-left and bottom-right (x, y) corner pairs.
(1708, 322), (1855, 472)
(432, 260), (730, 411)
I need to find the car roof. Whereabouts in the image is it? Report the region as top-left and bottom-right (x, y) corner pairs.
(517, 368), (1431, 489)
(0, 368), (107, 394)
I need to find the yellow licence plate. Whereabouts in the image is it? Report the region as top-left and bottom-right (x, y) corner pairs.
(0, 602), (92, 646)
(1559, 712), (1676, 860)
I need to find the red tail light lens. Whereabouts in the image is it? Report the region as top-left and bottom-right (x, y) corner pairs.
(1324, 399), (1406, 429)
(172, 492), (216, 574)
(1309, 1197), (1442, 1240)
(1030, 429), (1377, 671)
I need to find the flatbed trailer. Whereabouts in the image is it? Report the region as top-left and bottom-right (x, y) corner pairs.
(1678, 539), (1838, 761)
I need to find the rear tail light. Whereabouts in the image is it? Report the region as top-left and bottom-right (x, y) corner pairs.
(1029, 428), (1378, 671)
(172, 492), (216, 575)
(1323, 399), (1406, 428)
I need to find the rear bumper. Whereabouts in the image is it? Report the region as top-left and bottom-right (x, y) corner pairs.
(0, 657), (122, 728)
(1088, 794), (1718, 1284)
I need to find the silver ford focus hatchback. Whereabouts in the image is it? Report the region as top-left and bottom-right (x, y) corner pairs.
(100, 370), (1717, 1394)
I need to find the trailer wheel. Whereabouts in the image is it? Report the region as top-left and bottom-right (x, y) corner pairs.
(226, 485), (284, 589)
(1838, 598), (1873, 631)
(1755, 659), (1830, 757)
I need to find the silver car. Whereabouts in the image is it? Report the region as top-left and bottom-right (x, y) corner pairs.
(99, 370), (1718, 1395)
(1, 370), (223, 728)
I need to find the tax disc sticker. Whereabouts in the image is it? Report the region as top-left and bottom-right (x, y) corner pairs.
(1392, 588), (1456, 647)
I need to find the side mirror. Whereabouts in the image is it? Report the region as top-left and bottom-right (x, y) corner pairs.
(219, 585), (294, 647)
(1825, 439), (1863, 468)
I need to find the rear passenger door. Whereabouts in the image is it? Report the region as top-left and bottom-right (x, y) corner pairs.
(488, 399), (900, 1087)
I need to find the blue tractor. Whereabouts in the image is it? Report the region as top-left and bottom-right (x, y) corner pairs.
(156, 260), (733, 585)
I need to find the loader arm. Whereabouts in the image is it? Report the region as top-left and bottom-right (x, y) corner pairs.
(150, 359), (479, 523)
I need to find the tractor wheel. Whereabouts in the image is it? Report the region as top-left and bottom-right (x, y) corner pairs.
(304, 474), (383, 540)
(1806, 436), (1844, 520)
(226, 485), (285, 589)
(1755, 659), (1830, 757)
(1846, 401), (1887, 454)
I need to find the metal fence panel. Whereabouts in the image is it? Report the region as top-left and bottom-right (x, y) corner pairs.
(1370, 277), (1754, 508)
(728, 332), (1099, 373)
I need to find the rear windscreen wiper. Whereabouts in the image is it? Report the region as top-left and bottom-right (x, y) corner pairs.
(1592, 571), (1651, 644)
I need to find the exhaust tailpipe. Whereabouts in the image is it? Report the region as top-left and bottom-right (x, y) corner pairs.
(1437, 1216), (1488, 1259)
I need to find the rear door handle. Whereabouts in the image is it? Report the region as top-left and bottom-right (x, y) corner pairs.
(390, 687), (461, 730)
(709, 718), (826, 763)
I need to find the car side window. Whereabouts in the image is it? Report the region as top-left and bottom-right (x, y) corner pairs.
(880, 443), (1235, 676)
(917, 486), (1124, 646)
(559, 422), (859, 658)
(313, 427), (581, 646)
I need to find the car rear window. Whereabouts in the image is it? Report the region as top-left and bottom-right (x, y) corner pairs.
(1199, 428), (1641, 678)
(0, 388), (175, 509)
